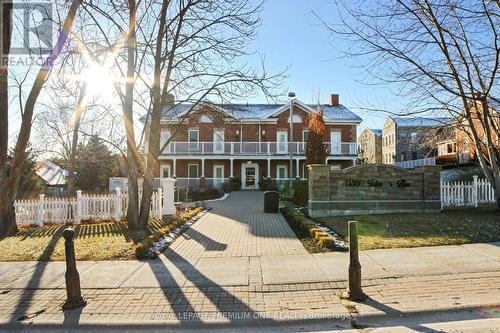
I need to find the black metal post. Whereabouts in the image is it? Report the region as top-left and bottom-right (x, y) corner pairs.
(342, 221), (367, 301)
(62, 228), (86, 310)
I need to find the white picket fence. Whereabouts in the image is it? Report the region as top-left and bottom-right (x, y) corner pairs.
(441, 176), (496, 209)
(14, 188), (164, 226)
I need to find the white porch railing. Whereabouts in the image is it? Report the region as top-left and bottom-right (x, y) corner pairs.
(161, 141), (356, 156)
(441, 176), (496, 209)
(393, 157), (436, 169)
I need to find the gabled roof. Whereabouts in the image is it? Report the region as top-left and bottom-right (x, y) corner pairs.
(155, 98), (362, 123)
(36, 160), (68, 186)
(390, 116), (451, 128)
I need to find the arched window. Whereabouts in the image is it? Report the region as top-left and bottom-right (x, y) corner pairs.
(200, 115), (212, 123)
(288, 114), (302, 123)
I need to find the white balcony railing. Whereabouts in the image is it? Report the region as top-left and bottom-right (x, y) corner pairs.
(161, 141), (356, 156)
(393, 157), (436, 169)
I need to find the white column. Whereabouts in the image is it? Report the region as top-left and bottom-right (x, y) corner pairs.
(161, 178), (176, 215)
(76, 190), (82, 224)
(201, 158), (205, 177)
(230, 159), (234, 177)
(172, 159), (177, 177)
(38, 194), (45, 226)
(267, 159), (271, 178)
(114, 188), (122, 221)
(296, 159), (300, 178)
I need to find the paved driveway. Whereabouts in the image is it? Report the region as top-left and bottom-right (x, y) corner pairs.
(164, 191), (306, 259)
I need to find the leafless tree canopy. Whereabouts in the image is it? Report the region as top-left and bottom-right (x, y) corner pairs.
(317, 0), (500, 207)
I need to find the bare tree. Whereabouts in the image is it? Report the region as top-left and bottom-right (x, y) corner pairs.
(317, 0), (500, 208)
(136, 0), (284, 233)
(0, 0), (83, 237)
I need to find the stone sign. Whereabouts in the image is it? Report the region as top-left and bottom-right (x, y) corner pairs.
(308, 164), (441, 217)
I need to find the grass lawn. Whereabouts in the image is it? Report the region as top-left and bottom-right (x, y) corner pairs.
(319, 208), (500, 251)
(0, 218), (171, 262)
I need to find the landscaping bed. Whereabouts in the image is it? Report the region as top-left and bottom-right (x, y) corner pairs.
(281, 206), (347, 253)
(135, 206), (207, 259)
(319, 208), (500, 251)
(0, 207), (205, 261)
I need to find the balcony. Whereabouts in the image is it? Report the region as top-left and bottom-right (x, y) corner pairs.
(160, 141), (357, 156)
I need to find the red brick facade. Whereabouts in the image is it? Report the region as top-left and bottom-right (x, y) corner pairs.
(146, 98), (361, 189)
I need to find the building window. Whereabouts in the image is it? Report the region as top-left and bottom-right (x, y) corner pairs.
(288, 114), (302, 123)
(188, 129), (199, 150)
(410, 132), (418, 143)
(277, 165), (288, 179)
(188, 163), (199, 178)
(160, 130), (171, 153)
(303, 130), (309, 143)
(160, 164), (171, 178)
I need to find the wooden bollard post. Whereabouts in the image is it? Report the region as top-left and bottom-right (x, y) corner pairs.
(342, 221), (367, 302)
(62, 228), (86, 310)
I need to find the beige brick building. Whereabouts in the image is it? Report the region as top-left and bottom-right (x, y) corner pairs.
(358, 128), (382, 164)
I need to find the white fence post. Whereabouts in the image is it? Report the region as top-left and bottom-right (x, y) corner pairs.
(162, 178), (176, 215)
(38, 194), (45, 226)
(472, 175), (478, 207)
(76, 190), (82, 224)
(114, 187), (122, 221)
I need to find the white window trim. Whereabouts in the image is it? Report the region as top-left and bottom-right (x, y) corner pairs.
(213, 164), (225, 178)
(277, 130), (288, 153)
(188, 129), (200, 150)
(276, 165), (288, 179)
(160, 164), (171, 179)
(188, 163), (199, 178)
(160, 130), (171, 153)
(213, 129), (224, 153)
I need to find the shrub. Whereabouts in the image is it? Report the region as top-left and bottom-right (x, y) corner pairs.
(309, 227), (322, 238)
(314, 231), (329, 241)
(292, 180), (308, 207)
(318, 236), (334, 248)
(222, 176), (241, 192)
(260, 178), (278, 191)
(190, 188), (222, 201)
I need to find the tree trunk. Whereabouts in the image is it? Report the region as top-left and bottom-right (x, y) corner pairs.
(67, 84), (87, 196)
(0, 1), (15, 237)
(0, 0), (82, 238)
(124, 0), (141, 232)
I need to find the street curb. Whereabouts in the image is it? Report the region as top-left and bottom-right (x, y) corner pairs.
(1, 303), (499, 332)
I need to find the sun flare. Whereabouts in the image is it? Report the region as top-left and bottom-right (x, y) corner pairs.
(81, 64), (116, 99)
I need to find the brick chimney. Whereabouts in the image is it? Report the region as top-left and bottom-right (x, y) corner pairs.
(165, 93), (175, 106)
(328, 94), (339, 106)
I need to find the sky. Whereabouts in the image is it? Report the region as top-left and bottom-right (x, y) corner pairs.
(243, 0), (394, 131)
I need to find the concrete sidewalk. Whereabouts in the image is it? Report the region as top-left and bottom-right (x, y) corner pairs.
(0, 243), (499, 331)
(1, 242), (499, 289)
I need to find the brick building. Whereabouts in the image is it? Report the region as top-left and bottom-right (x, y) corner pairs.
(382, 116), (449, 164)
(358, 128), (382, 164)
(143, 94), (362, 190)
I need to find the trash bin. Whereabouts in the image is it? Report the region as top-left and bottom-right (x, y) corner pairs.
(264, 191), (279, 213)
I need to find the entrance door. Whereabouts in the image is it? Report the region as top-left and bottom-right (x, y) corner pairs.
(277, 131), (288, 154)
(213, 130), (224, 153)
(213, 165), (224, 188)
(330, 131), (341, 155)
(241, 164), (259, 189)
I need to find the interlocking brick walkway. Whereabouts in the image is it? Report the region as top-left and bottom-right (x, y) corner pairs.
(164, 191), (306, 259)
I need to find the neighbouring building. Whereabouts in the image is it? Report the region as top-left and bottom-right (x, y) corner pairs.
(358, 128), (382, 164)
(36, 160), (68, 196)
(382, 116), (450, 164)
(143, 94), (362, 190)
(455, 99), (499, 164)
